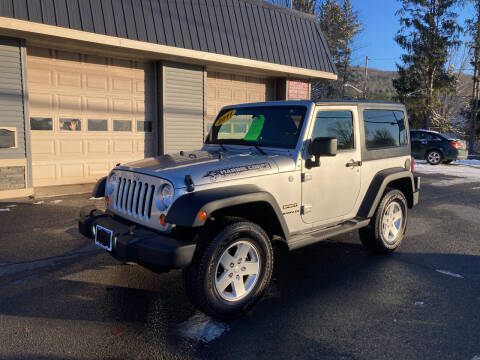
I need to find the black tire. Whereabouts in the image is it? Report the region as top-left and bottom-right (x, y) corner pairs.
(426, 150), (443, 165)
(443, 160), (453, 164)
(359, 189), (408, 254)
(182, 220), (273, 319)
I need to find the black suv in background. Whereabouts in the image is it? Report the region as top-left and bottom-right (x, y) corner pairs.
(410, 129), (468, 165)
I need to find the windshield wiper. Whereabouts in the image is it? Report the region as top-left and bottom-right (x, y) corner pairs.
(253, 144), (266, 155)
(215, 139), (266, 154)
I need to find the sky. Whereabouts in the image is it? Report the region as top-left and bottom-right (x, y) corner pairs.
(351, 0), (475, 72)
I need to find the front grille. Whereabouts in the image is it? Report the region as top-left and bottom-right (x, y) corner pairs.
(113, 177), (155, 220)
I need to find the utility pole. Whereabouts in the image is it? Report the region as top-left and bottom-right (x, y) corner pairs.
(363, 56), (369, 99)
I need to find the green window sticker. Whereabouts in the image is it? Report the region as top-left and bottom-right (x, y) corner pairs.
(243, 115), (264, 141)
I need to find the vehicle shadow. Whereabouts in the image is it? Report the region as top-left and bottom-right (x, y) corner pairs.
(2, 233), (480, 359)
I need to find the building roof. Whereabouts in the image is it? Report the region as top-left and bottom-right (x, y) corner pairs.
(0, 0), (336, 76)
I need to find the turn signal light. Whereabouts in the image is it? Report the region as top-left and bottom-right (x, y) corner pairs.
(198, 210), (207, 221)
(160, 214), (167, 227)
(411, 157), (414, 172)
(105, 196), (110, 206)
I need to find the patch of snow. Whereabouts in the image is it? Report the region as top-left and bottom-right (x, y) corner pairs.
(436, 269), (464, 279)
(415, 163), (480, 186)
(50, 199), (63, 204)
(452, 159), (480, 166)
(6, 204), (16, 208)
(177, 313), (229, 343)
(89, 197), (104, 200)
(414, 301), (424, 306)
(0, 208), (11, 212)
(471, 355), (480, 360)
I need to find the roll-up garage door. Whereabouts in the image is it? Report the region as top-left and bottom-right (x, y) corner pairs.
(161, 63), (204, 154)
(27, 47), (155, 187)
(206, 71), (275, 135)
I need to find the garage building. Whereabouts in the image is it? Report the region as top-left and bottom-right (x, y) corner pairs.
(0, 0), (336, 199)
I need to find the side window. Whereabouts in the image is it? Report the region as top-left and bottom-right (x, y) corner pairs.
(312, 111), (354, 150)
(364, 110), (407, 149)
(410, 131), (420, 141)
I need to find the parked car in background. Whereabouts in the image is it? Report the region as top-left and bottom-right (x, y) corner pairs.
(410, 129), (468, 165)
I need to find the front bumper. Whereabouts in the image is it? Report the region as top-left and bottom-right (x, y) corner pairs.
(78, 209), (196, 272)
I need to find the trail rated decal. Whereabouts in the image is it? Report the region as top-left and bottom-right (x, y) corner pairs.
(203, 162), (271, 180)
(215, 110), (236, 127)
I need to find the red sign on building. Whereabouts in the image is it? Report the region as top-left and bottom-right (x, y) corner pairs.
(287, 79), (310, 100)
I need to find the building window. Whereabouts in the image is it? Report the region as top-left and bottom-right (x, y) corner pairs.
(136, 121), (152, 132)
(88, 119), (108, 131)
(313, 111), (354, 150)
(364, 110), (407, 149)
(113, 120), (132, 132)
(0, 127), (17, 149)
(60, 118), (81, 131)
(30, 117), (53, 131)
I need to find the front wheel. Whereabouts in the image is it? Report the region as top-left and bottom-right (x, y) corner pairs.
(426, 150), (442, 165)
(182, 221), (273, 319)
(359, 189), (408, 254)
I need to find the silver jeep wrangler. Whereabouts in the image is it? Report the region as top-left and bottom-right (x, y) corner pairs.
(79, 100), (420, 319)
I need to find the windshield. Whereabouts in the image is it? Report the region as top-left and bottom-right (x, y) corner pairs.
(205, 106), (307, 149)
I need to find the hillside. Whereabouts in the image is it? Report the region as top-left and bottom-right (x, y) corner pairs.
(340, 66), (473, 102)
(346, 66), (398, 100)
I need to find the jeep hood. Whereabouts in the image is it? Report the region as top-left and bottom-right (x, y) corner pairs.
(116, 150), (295, 188)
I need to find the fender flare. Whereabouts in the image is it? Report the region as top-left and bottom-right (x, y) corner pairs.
(92, 176), (107, 198)
(357, 168), (415, 219)
(165, 184), (290, 238)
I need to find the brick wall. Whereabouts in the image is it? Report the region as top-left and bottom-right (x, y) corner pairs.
(0, 166), (25, 190)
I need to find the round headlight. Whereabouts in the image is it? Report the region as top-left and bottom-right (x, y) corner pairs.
(156, 183), (174, 210)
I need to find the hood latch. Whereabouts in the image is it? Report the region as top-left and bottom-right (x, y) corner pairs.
(185, 175), (195, 192)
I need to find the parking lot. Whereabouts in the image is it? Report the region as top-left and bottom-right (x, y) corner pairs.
(1, 162), (480, 360)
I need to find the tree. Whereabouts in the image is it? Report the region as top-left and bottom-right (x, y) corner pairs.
(313, 0), (362, 99)
(467, 0), (480, 152)
(393, 0), (462, 130)
(293, 0), (317, 14)
(430, 42), (472, 134)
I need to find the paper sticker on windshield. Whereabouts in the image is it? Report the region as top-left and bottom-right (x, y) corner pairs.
(215, 110), (236, 127)
(243, 115), (264, 141)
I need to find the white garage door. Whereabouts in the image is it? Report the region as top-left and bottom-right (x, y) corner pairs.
(27, 47), (155, 187)
(206, 71), (275, 135)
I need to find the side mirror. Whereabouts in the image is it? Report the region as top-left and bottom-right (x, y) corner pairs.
(306, 137), (337, 168)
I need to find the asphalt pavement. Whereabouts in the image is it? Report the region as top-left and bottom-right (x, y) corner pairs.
(0, 169), (479, 360)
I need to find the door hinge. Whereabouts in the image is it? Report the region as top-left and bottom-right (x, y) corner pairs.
(301, 204), (312, 215)
(301, 172), (313, 182)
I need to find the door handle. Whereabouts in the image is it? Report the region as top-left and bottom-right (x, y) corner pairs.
(346, 160), (362, 167)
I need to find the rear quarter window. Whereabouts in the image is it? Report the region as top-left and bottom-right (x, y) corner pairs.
(364, 110), (407, 149)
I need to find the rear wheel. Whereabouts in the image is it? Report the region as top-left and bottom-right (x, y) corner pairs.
(359, 189), (408, 254)
(426, 150), (442, 165)
(182, 220), (273, 319)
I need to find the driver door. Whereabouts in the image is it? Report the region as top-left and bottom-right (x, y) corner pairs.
(301, 108), (361, 226)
